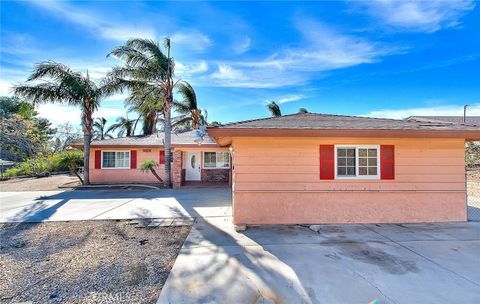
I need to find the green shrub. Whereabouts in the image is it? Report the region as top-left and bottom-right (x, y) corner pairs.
(1, 150), (84, 179)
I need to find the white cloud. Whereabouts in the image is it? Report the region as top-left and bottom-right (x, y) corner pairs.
(277, 94), (305, 104)
(36, 103), (126, 127)
(204, 19), (399, 88)
(233, 36), (251, 54)
(28, 0), (156, 41)
(175, 60), (209, 76)
(360, 103), (480, 119)
(170, 31), (213, 52)
(358, 0), (475, 33)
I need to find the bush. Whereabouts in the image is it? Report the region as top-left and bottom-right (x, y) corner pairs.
(2, 150), (84, 179)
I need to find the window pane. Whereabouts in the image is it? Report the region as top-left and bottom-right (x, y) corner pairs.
(359, 158), (367, 166)
(103, 152), (115, 168)
(368, 167), (377, 175)
(368, 158), (377, 166)
(204, 152), (216, 168)
(346, 167), (355, 176)
(337, 149), (346, 157)
(116, 151), (129, 168)
(346, 158), (355, 166)
(337, 158), (346, 166)
(359, 149), (367, 157)
(368, 149), (377, 157)
(359, 167), (367, 175)
(346, 149), (355, 157)
(337, 167), (346, 176)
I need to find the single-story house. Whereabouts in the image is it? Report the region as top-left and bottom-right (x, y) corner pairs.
(88, 130), (231, 188)
(87, 113), (480, 225)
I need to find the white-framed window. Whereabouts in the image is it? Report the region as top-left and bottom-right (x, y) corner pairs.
(203, 152), (230, 169)
(102, 151), (130, 169)
(335, 145), (380, 179)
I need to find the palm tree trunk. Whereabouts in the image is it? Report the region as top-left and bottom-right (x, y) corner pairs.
(163, 101), (172, 188)
(83, 133), (91, 185)
(150, 168), (163, 183)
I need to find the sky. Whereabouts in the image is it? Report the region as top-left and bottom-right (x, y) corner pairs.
(1, 0), (480, 129)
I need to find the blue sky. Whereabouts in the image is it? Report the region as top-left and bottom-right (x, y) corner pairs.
(1, 0), (479, 129)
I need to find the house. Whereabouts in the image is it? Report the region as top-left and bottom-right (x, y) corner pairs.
(88, 130), (231, 188)
(87, 113), (480, 225)
(207, 113), (480, 225)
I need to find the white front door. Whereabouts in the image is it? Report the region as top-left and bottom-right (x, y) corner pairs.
(185, 151), (201, 181)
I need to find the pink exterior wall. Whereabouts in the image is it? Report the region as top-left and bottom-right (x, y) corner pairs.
(232, 137), (467, 224)
(90, 148), (166, 184)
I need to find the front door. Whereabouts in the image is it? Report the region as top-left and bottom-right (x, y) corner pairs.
(185, 151), (201, 181)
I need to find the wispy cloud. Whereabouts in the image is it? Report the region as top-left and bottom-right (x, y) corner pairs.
(356, 0), (475, 33)
(204, 18), (401, 88)
(360, 103), (480, 119)
(233, 36), (251, 54)
(276, 94), (305, 104)
(175, 60), (209, 77)
(170, 31), (213, 52)
(28, 0), (156, 41)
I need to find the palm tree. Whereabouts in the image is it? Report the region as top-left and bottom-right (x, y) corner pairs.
(93, 117), (113, 140)
(104, 38), (192, 188)
(173, 82), (205, 130)
(267, 101), (282, 117)
(108, 116), (135, 137)
(125, 87), (164, 135)
(140, 159), (163, 184)
(298, 108), (309, 113)
(13, 61), (105, 184)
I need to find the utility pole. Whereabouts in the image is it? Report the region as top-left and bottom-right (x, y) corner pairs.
(464, 104), (469, 123)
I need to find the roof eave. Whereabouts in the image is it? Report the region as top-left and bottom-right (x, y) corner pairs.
(207, 128), (480, 140)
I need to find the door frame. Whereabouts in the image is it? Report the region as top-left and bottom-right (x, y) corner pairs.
(185, 151), (201, 181)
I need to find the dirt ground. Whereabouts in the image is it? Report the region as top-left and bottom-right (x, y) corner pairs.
(0, 174), (80, 191)
(0, 221), (191, 304)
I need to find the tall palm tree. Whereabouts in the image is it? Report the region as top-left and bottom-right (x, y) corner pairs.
(93, 117), (113, 140)
(108, 116), (135, 137)
(173, 82), (205, 130)
(125, 87), (164, 135)
(104, 38), (192, 188)
(13, 61), (105, 184)
(267, 101), (282, 117)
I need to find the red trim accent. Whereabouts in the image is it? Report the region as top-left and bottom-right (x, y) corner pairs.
(380, 145), (395, 180)
(94, 150), (101, 169)
(159, 150), (165, 164)
(130, 150), (137, 169)
(320, 145), (335, 180)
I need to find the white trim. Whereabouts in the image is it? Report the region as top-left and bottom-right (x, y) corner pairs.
(334, 145), (380, 180)
(202, 151), (231, 169)
(101, 150), (131, 169)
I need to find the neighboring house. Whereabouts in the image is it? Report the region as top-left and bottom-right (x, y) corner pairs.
(87, 130), (230, 187)
(207, 113), (480, 225)
(406, 116), (480, 125)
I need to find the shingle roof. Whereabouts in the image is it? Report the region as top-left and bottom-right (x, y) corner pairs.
(406, 116), (480, 125)
(90, 130), (218, 147)
(212, 113), (480, 131)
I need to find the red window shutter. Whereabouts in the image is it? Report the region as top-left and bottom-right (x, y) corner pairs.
(159, 150), (165, 164)
(320, 145), (335, 180)
(130, 150), (137, 169)
(380, 145), (395, 180)
(94, 150), (101, 169)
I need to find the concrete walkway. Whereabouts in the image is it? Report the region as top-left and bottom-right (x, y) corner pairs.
(0, 189), (231, 222)
(158, 218), (480, 303)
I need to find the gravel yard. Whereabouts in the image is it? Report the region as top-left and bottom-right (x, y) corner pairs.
(0, 174), (80, 191)
(0, 220), (191, 303)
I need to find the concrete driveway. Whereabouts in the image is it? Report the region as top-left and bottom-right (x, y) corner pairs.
(159, 218), (480, 303)
(0, 188), (231, 222)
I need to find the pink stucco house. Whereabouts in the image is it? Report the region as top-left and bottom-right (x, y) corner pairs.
(86, 113), (480, 225)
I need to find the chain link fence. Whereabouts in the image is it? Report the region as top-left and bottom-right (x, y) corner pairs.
(466, 168), (480, 221)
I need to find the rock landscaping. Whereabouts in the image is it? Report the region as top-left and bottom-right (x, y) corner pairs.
(0, 220), (191, 303)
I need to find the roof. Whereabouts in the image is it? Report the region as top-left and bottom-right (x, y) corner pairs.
(212, 113), (480, 131)
(406, 116), (480, 125)
(90, 130), (218, 147)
